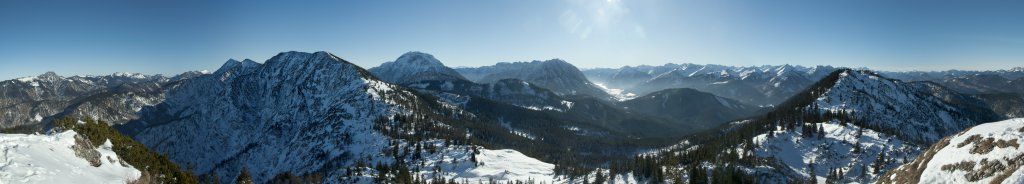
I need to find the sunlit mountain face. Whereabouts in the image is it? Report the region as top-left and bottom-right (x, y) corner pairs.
(3, 1), (1024, 183)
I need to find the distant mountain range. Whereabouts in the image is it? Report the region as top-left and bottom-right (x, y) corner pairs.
(0, 71), (202, 129)
(1, 51), (1022, 183)
(583, 64), (842, 105)
(583, 65), (1024, 106)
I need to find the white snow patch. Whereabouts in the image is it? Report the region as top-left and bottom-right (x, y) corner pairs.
(466, 149), (556, 182)
(560, 100), (574, 109)
(0, 131), (141, 184)
(913, 118), (1024, 184)
(15, 76), (36, 82)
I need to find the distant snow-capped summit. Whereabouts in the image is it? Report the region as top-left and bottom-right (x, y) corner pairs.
(369, 51), (468, 84)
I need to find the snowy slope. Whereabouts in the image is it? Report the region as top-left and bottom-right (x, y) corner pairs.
(368, 52), (468, 84)
(880, 118), (1024, 184)
(750, 121), (918, 183)
(0, 131), (140, 184)
(409, 143), (557, 183)
(748, 70), (1000, 182)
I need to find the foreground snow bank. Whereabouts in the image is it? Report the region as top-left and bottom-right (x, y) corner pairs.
(466, 149), (556, 182)
(881, 118), (1024, 184)
(0, 131), (140, 184)
(412, 145), (557, 183)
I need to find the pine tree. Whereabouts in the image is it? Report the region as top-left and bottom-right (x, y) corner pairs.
(396, 165), (413, 184)
(594, 170), (607, 184)
(837, 169), (844, 181)
(858, 165), (867, 181)
(825, 168), (833, 184)
(471, 151), (479, 166)
(689, 166), (707, 184)
(817, 124), (826, 139)
(808, 161), (817, 184)
(236, 167), (254, 184)
(873, 151), (887, 175)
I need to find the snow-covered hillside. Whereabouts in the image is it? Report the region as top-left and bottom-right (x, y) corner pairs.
(812, 70), (1000, 143)
(408, 144), (557, 183)
(0, 131), (140, 183)
(750, 120), (918, 183)
(743, 70), (1000, 181)
(880, 118), (1024, 184)
(663, 69), (1004, 183)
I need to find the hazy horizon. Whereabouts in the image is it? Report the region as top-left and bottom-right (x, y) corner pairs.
(4, 50), (1022, 81)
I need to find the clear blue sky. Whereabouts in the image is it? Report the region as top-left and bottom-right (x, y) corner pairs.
(2, 0), (1023, 80)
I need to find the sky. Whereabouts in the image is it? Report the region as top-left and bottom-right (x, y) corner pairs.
(1, 0), (1023, 80)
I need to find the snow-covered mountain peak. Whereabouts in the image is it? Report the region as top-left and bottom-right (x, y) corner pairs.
(125, 51), (473, 183)
(809, 69), (1000, 143)
(110, 72), (149, 79)
(36, 71), (62, 81)
(538, 58), (571, 67)
(215, 59), (242, 71)
(394, 51), (445, 66)
(773, 64), (803, 77)
(213, 58), (263, 81)
(266, 51), (347, 67)
(369, 51), (468, 84)
(1011, 67), (1024, 72)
